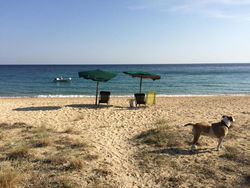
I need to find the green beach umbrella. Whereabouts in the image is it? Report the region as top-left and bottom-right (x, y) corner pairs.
(78, 69), (117, 105)
(123, 71), (161, 93)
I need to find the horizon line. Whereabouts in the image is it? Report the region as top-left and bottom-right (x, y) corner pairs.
(0, 62), (250, 66)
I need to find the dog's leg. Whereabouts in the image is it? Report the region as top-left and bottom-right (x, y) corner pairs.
(191, 133), (200, 150)
(217, 136), (224, 151)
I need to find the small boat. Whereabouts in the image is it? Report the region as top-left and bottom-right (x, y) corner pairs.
(54, 77), (72, 82)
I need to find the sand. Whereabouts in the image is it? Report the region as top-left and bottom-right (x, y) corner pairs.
(0, 96), (249, 187)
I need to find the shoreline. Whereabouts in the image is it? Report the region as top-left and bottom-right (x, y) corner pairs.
(0, 94), (250, 99)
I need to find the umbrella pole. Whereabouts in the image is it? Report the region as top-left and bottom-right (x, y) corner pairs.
(139, 77), (142, 93)
(95, 81), (99, 105)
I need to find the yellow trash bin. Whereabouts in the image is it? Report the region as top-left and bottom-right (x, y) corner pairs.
(146, 91), (156, 105)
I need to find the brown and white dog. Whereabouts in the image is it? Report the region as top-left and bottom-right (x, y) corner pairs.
(184, 116), (235, 151)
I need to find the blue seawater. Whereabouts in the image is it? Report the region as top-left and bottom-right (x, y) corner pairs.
(0, 64), (249, 97)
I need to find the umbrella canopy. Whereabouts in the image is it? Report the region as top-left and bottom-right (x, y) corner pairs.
(78, 69), (117, 105)
(123, 71), (160, 93)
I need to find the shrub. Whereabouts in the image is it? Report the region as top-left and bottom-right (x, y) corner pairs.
(33, 137), (52, 147)
(155, 118), (169, 126)
(69, 158), (84, 170)
(7, 145), (29, 160)
(0, 170), (23, 188)
(44, 154), (67, 165)
(136, 125), (182, 147)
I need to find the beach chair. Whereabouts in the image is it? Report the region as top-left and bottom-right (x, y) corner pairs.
(99, 91), (111, 105)
(146, 91), (156, 105)
(134, 93), (146, 107)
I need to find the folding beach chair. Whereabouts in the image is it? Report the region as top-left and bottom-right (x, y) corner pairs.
(134, 93), (146, 107)
(99, 91), (111, 105)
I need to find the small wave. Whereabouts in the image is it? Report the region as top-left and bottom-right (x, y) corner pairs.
(37, 95), (94, 98)
(37, 94), (135, 98)
(0, 94), (249, 98)
(157, 94), (250, 97)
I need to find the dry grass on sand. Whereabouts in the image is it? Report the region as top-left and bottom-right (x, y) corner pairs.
(0, 118), (249, 187)
(0, 122), (107, 187)
(134, 118), (250, 188)
(0, 96), (249, 187)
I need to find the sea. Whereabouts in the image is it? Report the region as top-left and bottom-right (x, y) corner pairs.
(0, 64), (249, 97)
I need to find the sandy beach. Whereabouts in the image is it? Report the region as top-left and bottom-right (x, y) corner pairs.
(0, 96), (249, 187)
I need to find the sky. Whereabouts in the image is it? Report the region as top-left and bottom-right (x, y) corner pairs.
(0, 0), (250, 64)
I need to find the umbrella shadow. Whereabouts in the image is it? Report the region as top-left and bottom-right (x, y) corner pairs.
(113, 105), (148, 110)
(113, 105), (147, 111)
(65, 104), (113, 109)
(13, 106), (61, 111)
(150, 147), (214, 156)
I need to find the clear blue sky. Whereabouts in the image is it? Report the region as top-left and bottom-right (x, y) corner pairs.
(0, 0), (250, 64)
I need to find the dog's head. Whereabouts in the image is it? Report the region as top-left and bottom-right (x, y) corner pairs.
(222, 115), (235, 128)
(222, 115), (235, 122)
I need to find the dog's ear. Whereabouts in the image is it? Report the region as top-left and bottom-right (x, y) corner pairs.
(229, 116), (235, 122)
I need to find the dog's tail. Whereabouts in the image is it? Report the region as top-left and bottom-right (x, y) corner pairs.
(184, 123), (195, 127)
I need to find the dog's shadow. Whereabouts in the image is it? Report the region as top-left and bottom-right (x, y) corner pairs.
(150, 147), (215, 155)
